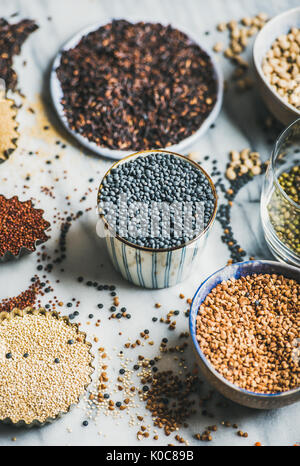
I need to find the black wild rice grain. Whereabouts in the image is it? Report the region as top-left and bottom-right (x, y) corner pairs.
(0, 18), (38, 90)
(56, 20), (217, 151)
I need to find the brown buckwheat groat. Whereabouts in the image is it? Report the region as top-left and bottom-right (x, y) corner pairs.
(196, 273), (300, 394)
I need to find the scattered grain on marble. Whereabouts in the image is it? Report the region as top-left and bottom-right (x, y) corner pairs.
(214, 13), (269, 91)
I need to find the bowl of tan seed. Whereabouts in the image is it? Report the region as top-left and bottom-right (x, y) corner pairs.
(253, 7), (300, 125)
(190, 260), (300, 409)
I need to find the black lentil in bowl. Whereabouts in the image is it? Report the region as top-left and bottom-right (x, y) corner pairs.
(97, 150), (217, 250)
(56, 19), (218, 152)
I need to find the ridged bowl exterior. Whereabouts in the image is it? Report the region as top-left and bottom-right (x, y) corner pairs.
(98, 150), (217, 289)
(190, 260), (300, 409)
(104, 228), (208, 289)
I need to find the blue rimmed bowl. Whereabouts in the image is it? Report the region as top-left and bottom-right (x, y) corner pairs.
(190, 260), (300, 409)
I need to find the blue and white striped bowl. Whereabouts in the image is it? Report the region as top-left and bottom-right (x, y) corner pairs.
(97, 150), (217, 289)
(190, 260), (300, 409)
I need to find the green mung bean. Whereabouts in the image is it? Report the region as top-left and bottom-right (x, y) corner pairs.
(267, 165), (300, 256)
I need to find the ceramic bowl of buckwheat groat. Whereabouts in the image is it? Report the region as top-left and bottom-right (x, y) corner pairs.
(190, 260), (300, 409)
(253, 7), (300, 125)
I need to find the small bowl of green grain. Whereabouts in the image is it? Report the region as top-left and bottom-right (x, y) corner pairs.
(261, 118), (300, 267)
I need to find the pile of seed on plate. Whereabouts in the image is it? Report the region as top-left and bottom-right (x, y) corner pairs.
(213, 13), (268, 91)
(98, 152), (216, 249)
(196, 273), (300, 393)
(0, 195), (50, 258)
(268, 164), (300, 256)
(0, 309), (93, 424)
(0, 18), (38, 90)
(262, 28), (300, 109)
(56, 19), (217, 151)
(141, 367), (199, 437)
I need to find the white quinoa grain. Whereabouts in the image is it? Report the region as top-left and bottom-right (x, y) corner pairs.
(0, 309), (93, 424)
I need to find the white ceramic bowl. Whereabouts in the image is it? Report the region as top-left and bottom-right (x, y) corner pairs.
(253, 7), (300, 125)
(97, 150), (218, 288)
(51, 20), (223, 160)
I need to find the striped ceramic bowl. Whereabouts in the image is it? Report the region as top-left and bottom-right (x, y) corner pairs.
(97, 150), (217, 289)
(190, 260), (300, 409)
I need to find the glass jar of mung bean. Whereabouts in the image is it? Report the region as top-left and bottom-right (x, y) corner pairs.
(261, 118), (300, 267)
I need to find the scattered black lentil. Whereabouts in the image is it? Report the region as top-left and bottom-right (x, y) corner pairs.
(215, 162), (267, 263)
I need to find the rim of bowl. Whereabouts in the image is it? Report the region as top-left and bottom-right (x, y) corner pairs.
(253, 6), (300, 118)
(189, 259), (300, 399)
(97, 149), (218, 253)
(270, 117), (300, 211)
(50, 19), (223, 160)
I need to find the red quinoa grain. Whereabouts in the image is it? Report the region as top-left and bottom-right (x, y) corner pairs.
(0, 196), (50, 257)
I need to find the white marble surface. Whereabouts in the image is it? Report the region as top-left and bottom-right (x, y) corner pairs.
(0, 0), (299, 447)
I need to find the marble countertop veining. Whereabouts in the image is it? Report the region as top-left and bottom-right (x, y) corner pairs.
(0, 0), (299, 447)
